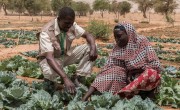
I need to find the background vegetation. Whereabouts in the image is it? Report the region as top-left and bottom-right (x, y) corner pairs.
(0, 0), (178, 22)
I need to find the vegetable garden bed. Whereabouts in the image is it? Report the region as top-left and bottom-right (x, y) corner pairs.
(0, 25), (180, 109)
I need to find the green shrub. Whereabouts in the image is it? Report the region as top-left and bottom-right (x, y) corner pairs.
(87, 20), (110, 40)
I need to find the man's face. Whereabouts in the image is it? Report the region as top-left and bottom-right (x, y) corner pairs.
(58, 16), (75, 32)
(114, 29), (129, 48)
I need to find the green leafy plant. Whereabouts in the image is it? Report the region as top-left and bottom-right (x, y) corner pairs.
(98, 48), (109, 56)
(106, 43), (114, 49)
(87, 20), (110, 40)
(112, 96), (162, 110)
(0, 71), (16, 86)
(16, 90), (64, 110)
(156, 71), (180, 108)
(89, 92), (120, 109)
(21, 50), (39, 58)
(147, 36), (180, 44)
(0, 55), (43, 79)
(0, 30), (38, 48)
(95, 57), (107, 68)
(0, 72), (164, 109)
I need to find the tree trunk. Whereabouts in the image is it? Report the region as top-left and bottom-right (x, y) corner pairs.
(19, 13), (21, 20)
(2, 4), (8, 15)
(148, 12), (151, 23)
(31, 16), (34, 22)
(165, 12), (170, 22)
(143, 10), (147, 18)
(101, 11), (103, 18)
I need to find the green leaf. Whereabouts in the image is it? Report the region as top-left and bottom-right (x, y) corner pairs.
(32, 90), (52, 109)
(0, 71), (15, 86)
(0, 83), (5, 92)
(0, 100), (3, 109)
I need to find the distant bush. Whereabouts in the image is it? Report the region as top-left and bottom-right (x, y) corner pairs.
(87, 20), (110, 40)
(139, 21), (149, 24)
(114, 19), (119, 23)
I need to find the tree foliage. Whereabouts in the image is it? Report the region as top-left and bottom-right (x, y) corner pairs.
(93, 0), (109, 18)
(131, 0), (153, 18)
(0, 0), (9, 15)
(117, 1), (131, 18)
(24, 0), (44, 15)
(41, 0), (51, 14)
(73, 1), (90, 17)
(153, 0), (178, 22)
(51, 0), (72, 15)
(13, 0), (26, 15)
(0, 0), (51, 16)
(109, 0), (118, 16)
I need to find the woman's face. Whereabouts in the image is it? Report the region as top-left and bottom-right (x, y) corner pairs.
(114, 29), (129, 48)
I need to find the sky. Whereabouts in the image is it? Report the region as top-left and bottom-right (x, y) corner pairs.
(74, 0), (180, 13)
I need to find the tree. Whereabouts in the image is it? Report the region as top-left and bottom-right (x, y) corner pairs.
(93, 0), (109, 18)
(109, 0), (119, 17)
(13, 0), (26, 19)
(74, 1), (90, 17)
(131, 0), (153, 18)
(24, 0), (44, 16)
(41, 0), (51, 15)
(5, 0), (15, 14)
(117, 1), (131, 18)
(153, 0), (178, 22)
(89, 9), (94, 15)
(51, 0), (72, 15)
(0, 0), (9, 15)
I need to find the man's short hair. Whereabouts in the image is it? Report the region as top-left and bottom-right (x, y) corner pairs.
(58, 7), (75, 20)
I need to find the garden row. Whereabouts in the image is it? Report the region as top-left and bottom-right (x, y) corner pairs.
(0, 30), (37, 48)
(0, 49), (180, 109)
(0, 67), (179, 109)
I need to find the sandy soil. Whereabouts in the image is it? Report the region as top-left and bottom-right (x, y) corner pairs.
(0, 44), (38, 61)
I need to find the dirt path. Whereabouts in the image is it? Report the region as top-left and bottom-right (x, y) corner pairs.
(0, 44), (38, 61)
(136, 25), (173, 33)
(161, 106), (179, 110)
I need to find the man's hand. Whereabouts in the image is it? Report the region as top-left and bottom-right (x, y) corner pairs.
(82, 32), (97, 61)
(52, 40), (61, 50)
(63, 77), (76, 94)
(89, 48), (98, 61)
(45, 52), (75, 93)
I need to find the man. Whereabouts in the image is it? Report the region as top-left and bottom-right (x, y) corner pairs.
(37, 7), (97, 94)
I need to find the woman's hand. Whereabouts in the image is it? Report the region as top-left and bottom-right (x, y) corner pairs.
(127, 68), (144, 83)
(128, 68), (144, 75)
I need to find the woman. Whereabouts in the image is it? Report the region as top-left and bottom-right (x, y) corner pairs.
(82, 22), (161, 101)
